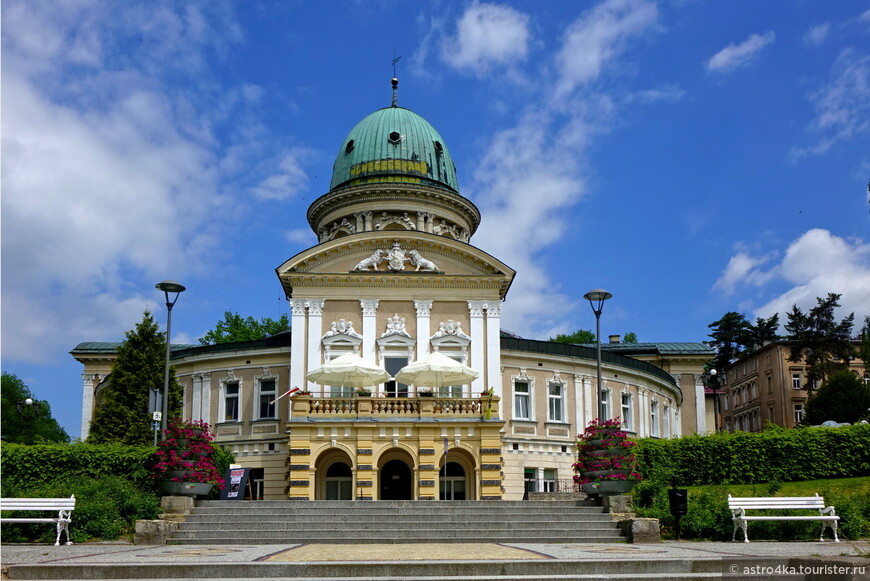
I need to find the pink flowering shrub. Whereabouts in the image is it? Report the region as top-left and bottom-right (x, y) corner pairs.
(573, 417), (642, 485)
(151, 418), (225, 490)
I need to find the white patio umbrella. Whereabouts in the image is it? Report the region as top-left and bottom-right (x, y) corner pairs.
(394, 351), (479, 388)
(306, 352), (391, 388)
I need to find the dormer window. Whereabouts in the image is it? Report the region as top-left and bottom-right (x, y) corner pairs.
(434, 141), (443, 154)
(345, 140), (354, 154)
(388, 131), (401, 144)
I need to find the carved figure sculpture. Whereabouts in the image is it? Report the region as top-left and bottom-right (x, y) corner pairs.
(387, 241), (408, 271)
(409, 249), (439, 272)
(352, 249), (384, 271)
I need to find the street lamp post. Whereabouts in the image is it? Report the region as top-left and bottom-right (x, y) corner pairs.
(156, 280), (186, 435)
(584, 289), (612, 421)
(709, 369), (722, 433)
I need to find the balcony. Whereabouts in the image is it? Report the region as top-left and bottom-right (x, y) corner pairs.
(290, 394), (500, 420)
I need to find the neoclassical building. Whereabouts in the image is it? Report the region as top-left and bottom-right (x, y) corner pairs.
(72, 80), (713, 501)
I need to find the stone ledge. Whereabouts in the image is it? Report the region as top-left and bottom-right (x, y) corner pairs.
(618, 517), (661, 544)
(134, 520), (178, 545)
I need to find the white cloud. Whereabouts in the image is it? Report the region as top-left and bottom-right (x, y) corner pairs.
(440, 2), (530, 76)
(249, 150), (311, 201)
(555, 0), (658, 95)
(0, 2), (277, 363)
(705, 31), (775, 74)
(804, 23), (831, 47)
(713, 251), (776, 295)
(717, 230), (870, 329)
(790, 50), (870, 160)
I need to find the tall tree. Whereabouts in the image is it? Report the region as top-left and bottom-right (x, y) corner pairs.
(0, 373), (69, 444)
(199, 311), (290, 345)
(549, 329), (596, 344)
(88, 310), (182, 445)
(803, 369), (870, 425)
(785, 293), (855, 386)
(707, 312), (751, 372)
(860, 315), (870, 373)
(745, 313), (780, 350)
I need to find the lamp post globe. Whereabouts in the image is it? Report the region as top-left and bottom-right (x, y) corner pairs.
(584, 289), (612, 421)
(156, 280), (186, 434)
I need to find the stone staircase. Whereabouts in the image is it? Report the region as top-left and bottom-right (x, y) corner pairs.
(168, 499), (625, 544)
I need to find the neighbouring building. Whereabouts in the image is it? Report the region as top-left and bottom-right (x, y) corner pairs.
(718, 340), (867, 432)
(72, 79), (714, 500)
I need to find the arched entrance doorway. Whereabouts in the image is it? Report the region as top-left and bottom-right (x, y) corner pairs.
(325, 462), (353, 500)
(315, 449), (354, 500)
(379, 459), (413, 500)
(439, 462), (467, 500)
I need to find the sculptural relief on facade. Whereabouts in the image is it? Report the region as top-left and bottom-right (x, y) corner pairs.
(351, 242), (441, 273)
(381, 314), (411, 338)
(431, 319), (470, 340)
(323, 319), (363, 339)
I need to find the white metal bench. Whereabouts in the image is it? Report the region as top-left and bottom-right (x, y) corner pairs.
(0, 496), (75, 546)
(728, 494), (839, 543)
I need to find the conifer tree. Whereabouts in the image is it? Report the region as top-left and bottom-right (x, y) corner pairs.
(785, 293), (855, 386)
(87, 310), (182, 445)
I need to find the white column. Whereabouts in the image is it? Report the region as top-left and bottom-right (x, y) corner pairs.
(414, 300), (433, 358)
(638, 388), (648, 437)
(582, 375), (593, 429)
(192, 374), (202, 421)
(289, 299), (307, 404)
(467, 301), (486, 395)
(360, 299), (379, 362)
(694, 376), (707, 434)
(201, 374), (212, 426)
(573, 374), (583, 437)
(80, 373), (98, 440)
(306, 299), (325, 392)
(484, 301), (503, 400)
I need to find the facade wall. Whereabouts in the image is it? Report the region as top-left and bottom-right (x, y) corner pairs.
(721, 341), (866, 432)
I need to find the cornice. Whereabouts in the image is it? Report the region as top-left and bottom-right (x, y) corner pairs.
(307, 184), (481, 233)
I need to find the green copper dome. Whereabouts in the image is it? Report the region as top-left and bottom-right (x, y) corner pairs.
(330, 105), (458, 192)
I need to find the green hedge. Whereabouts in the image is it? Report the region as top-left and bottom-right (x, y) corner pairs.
(0, 443), (156, 491)
(635, 424), (870, 485)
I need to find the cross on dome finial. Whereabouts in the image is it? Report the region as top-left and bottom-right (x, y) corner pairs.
(391, 51), (401, 107)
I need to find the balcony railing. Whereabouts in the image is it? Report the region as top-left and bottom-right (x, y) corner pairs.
(292, 394), (498, 420)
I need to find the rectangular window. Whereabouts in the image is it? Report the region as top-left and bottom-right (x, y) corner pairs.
(650, 401), (659, 437)
(767, 376), (773, 394)
(514, 380), (530, 420)
(601, 389), (610, 419)
(621, 392), (633, 431)
(792, 373), (802, 389)
(794, 404), (804, 425)
(547, 383), (563, 422)
(524, 467), (537, 493)
(258, 379), (276, 419)
(224, 381), (239, 422)
(383, 357), (409, 398)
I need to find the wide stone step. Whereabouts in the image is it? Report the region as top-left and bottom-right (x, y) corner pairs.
(0, 558), (735, 579)
(183, 515), (610, 525)
(177, 521), (616, 531)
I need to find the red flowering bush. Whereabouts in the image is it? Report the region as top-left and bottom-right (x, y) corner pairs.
(152, 418), (225, 490)
(573, 417), (642, 485)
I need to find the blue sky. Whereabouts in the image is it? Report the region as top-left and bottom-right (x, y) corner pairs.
(3, 0), (869, 439)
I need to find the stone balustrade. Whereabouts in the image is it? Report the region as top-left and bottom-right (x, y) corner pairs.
(292, 394), (498, 420)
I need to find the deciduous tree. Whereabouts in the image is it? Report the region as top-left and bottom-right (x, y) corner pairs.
(549, 329), (596, 344)
(0, 373), (69, 444)
(803, 369), (870, 425)
(199, 311), (290, 345)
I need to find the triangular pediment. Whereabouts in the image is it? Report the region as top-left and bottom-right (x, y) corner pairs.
(276, 233), (515, 299)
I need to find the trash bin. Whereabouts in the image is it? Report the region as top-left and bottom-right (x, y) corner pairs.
(668, 488), (688, 516)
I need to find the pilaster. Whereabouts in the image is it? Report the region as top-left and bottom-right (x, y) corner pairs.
(306, 299), (325, 392)
(80, 373), (98, 440)
(414, 300), (433, 358)
(467, 301), (486, 395)
(360, 299), (380, 363)
(484, 301), (502, 401)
